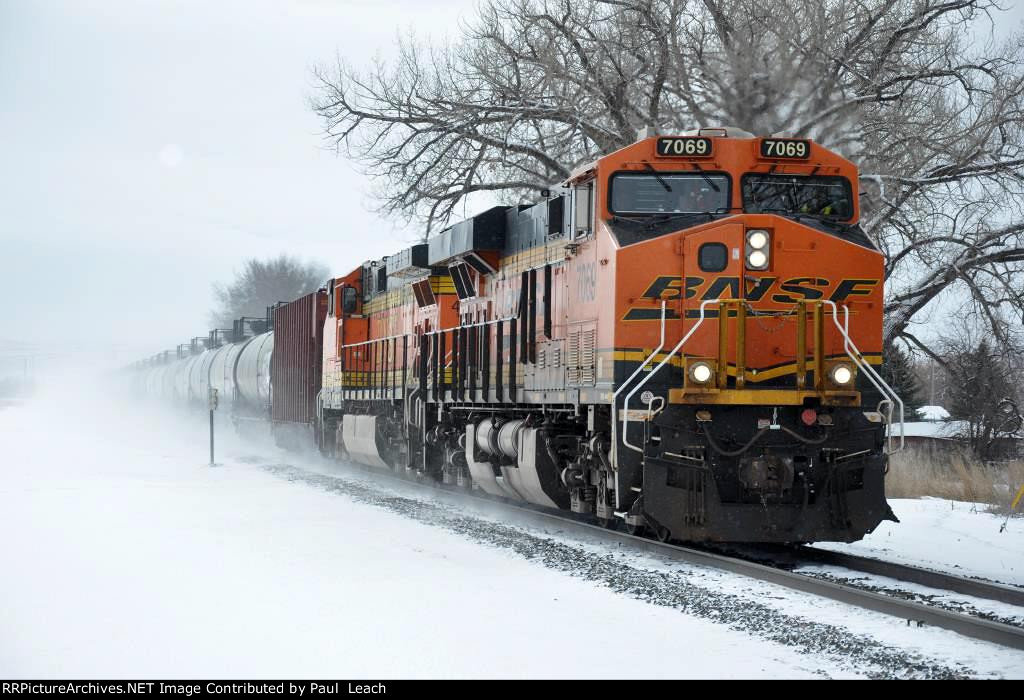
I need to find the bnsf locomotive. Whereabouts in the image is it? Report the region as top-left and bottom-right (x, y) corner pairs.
(134, 128), (904, 543)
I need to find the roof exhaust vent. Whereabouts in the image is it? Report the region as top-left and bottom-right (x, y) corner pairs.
(698, 125), (755, 139)
(636, 125), (657, 141)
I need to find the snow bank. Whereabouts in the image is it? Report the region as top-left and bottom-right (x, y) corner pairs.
(816, 497), (1024, 586)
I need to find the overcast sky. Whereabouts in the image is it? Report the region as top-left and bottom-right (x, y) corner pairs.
(2, 1), (1021, 371)
(1, 0), (479, 365)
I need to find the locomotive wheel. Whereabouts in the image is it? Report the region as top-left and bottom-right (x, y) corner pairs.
(624, 521), (647, 537)
(652, 525), (672, 543)
(596, 517), (618, 531)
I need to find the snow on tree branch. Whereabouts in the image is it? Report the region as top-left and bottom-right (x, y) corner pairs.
(312, 0), (1024, 352)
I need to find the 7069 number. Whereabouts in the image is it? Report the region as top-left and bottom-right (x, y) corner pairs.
(760, 139), (810, 159)
(656, 137), (712, 157)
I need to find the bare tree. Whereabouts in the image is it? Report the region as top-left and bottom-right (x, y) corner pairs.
(210, 255), (329, 328)
(312, 0), (1024, 351)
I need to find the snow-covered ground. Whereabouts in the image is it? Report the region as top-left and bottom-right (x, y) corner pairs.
(815, 498), (1023, 587)
(1, 376), (1022, 679)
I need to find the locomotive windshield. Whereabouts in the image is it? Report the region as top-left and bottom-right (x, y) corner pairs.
(742, 174), (853, 219)
(609, 173), (730, 215)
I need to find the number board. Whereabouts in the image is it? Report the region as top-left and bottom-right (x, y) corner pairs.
(656, 137), (713, 158)
(760, 139), (811, 159)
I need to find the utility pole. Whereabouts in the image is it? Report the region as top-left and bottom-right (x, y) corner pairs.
(208, 387), (219, 466)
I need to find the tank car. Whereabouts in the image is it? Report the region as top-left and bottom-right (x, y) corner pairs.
(132, 318), (276, 422)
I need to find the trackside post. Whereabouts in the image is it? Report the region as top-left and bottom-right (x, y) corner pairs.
(208, 387), (218, 466)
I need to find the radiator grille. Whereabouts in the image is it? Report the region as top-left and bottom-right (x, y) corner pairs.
(567, 326), (596, 386)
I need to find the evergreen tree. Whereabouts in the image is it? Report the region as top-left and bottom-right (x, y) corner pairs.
(880, 341), (923, 421)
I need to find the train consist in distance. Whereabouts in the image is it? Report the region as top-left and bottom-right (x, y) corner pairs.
(133, 127), (905, 544)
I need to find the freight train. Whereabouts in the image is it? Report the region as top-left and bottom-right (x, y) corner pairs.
(132, 127), (904, 543)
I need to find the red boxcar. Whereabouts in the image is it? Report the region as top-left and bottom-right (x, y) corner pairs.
(271, 289), (328, 436)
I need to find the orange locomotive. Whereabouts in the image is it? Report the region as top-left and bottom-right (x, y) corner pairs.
(319, 127), (904, 543)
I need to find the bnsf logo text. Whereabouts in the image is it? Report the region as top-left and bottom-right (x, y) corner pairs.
(623, 275), (878, 321)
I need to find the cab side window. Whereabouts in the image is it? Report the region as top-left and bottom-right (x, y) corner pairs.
(342, 287), (358, 314)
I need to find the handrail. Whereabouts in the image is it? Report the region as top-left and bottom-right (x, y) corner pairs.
(613, 298), (903, 477)
(620, 299), (721, 462)
(340, 331), (408, 349)
(405, 386), (421, 429)
(611, 301), (666, 477)
(822, 301), (905, 454)
(419, 315), (519, 337)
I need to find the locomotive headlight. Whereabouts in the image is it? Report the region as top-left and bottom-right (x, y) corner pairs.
(689, 361), (714, 384)
(830, 364), (853, 385)
(747, 230), (769, 249)
(745, 229), (771, 269)
(747, 249), (769, 269)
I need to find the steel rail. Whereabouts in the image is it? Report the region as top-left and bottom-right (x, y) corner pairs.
(794, 546), (1024, 607)
(488, 498), (1024, 650)
(318, 461), (1024, 651)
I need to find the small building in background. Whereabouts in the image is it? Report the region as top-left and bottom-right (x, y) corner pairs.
(890, 404), (1022, 460)
(918, 405), (951, 422)
(899, 419), (967, 449)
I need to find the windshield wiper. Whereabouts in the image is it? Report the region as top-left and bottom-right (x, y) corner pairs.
(690, 162), (721, 193)
(611, 214), (650, 226)
(642, 162), (672, 192)
(647, 211), (719, 222)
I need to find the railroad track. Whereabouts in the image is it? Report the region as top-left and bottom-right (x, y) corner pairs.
(267, 455), (1024, 652)
(793, 546), (1023, 606)
(490, 504), (1024, 651)
(703, 542), (1024, 628)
